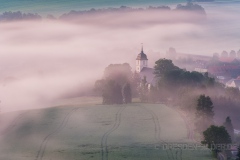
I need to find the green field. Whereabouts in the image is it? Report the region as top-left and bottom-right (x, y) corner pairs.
(0, 97), (214, 160)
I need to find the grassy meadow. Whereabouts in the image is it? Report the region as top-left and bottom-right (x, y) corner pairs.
(0, 97), (214, 160)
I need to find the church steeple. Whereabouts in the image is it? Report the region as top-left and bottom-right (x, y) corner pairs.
(136, 44), (148, 73)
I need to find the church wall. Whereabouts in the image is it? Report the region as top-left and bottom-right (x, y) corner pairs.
(136, 60), (148, 72)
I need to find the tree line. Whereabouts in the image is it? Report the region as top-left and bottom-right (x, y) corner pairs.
(94, 63), (134, 104)
(60, 3), (205, 20)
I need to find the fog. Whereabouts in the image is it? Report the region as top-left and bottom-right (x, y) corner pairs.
(0, 7), (239, 112)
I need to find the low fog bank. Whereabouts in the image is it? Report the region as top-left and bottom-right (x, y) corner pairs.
(0, 6), (239, 112)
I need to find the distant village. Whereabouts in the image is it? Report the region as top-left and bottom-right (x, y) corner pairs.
(166, 48), (240, 89)
(135, 46), (240, 90)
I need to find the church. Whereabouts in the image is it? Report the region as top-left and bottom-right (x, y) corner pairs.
(135, 46), (157, 85)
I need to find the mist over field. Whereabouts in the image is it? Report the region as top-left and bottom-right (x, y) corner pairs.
(0, 4), (240, 112)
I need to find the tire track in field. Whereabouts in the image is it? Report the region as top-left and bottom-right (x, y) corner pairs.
(177, 110), (194, 141)
(139, 105), (172, 160)
(1, 111), (28, 136)
(140, 104), (182, 160)
(101, 105), (127, 160)
(35, 107), (79, 160)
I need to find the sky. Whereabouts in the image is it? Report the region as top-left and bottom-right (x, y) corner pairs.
(0, 1), (240, 112)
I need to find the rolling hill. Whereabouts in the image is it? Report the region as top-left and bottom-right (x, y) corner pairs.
(0, 97), (213, 160)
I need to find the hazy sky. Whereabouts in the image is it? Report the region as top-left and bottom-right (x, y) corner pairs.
(0, 3), (240, 112)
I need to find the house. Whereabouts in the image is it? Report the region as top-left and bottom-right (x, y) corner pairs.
(208, 64), (240, 83)
(225, 77), (240, 89)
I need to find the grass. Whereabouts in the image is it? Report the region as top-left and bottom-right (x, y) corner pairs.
(0, 97), (214, 160)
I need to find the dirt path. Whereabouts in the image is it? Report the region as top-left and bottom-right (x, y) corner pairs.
(100, 105), (127, 160)
(139, 104), (183, 160)
(173, 108), (197, 142)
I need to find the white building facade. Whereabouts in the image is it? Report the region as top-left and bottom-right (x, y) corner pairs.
(136, 47), (148, 73)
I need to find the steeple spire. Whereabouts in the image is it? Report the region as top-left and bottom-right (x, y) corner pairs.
(136, 43), (148, 73)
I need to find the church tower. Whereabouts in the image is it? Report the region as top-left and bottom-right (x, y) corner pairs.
(136, 44), (148, 73)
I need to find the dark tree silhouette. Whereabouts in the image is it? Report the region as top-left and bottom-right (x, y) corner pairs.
(103, 63), (132, 86)
(0, 11), (42, 21)
(237, 145), (240, 160)
(122, 83), (132, 104)
(223, 116), (234, 141)
(195, 95), (214, 133)
(96, 63), (133, 104)
(113, 83), (123, 104)
(154, 58), (179, 77)
(202, 125), (231, 154)
(132, 71), (141, 97)
(175, 2), (206, 14)
(102, 80), (123, 104)
(139, 76), (148, 102)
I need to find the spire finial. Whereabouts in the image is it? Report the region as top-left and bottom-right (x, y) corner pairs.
(141, 43), (143, 53)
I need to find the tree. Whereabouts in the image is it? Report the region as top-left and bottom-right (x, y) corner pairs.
(132, 71), (141, 97)
(175, 2), (206, 15)
(195, 95), (214, 133)
(95, 63), (133, 104)
(102, 80), (115, 104)
(139, 76), (148, 102)
(223, 116), (234, 141)
(102, 80), (123, 104)
(202, 125), (231, 154)
(204, 72), (215, 87)
(154, 58), (179, 77)
(122, 83), (132, 103)
(103, 63), (132, 86)
(237, 145), (240, 160)
(113, 83), (123, 104)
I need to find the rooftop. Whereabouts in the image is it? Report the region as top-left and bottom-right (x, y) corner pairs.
(136, 46), (148, 60)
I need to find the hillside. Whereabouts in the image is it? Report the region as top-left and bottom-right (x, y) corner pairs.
(0, 97), (213, 160)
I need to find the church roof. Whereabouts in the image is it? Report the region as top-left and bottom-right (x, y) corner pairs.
(136, 47), (148, 60)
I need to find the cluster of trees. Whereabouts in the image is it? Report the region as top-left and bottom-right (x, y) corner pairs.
(194, 95), (235, 157)
(60, 6), (170, 19)
(0, 2), (205, 22)
(195, 95), (214, 134)
(154, 59), (215, 88)
(139, 59), (215, 104)
(223, 117), (234, 140)
(202, 125), (232, 153)
(237, 146), (240, 160)
(147, 59), (238, 157)
(0, 2), (206, 22)
(0, 11), (41, 21)
(175, 2), (206, 14)
(95, 63), (135, 104)
(138, 76), (158, 103)
(60, 3), (206, 20)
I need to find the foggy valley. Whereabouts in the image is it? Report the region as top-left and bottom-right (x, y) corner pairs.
(0, 1), (240, 160)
